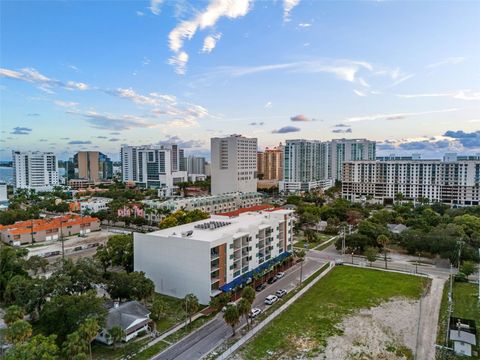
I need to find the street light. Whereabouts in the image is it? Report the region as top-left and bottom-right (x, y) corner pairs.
(351, 252), (354, 264)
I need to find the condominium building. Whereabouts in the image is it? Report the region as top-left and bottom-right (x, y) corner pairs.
(12, 151), (59, 192)
(0, 182), (7, 202)
(121, 145), (187, 197)
(342, 159), (480, 206)
(134, 208), (294, 304)
(187, 156), (206, 175)
(0, 214), (100, 245)
(142, 192), (263, 222)
(280, 139), (331, 192)
(211, 135), (258, 195)
(257, 144), (283, 181)
(69, 197), (112, 213)
(73, 151), (113, 182)
(329, 138), (376, 181)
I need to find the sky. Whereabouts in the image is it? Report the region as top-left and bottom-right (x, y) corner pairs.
(1, 0), (479, 161)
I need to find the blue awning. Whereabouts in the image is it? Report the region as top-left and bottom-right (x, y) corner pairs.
(219, 251), (292, 292)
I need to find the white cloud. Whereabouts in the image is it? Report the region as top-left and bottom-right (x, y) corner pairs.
(298, 23), (311, 28)
(54, 100), (79, 108)
(284, 0), (300, 22)
(389, 73), (415, 88)
(136, 11), (145, 16)
(426, 57), (466, 69)
(397, 90), (480, 101)
(201, 33), (222, 53)
(353, 89), (367, 97)
(67, 109), (155, 130)
(264, 101), (272, 109)
(65, 81), (89, 90)
(168, 0), (252, 74)
(149, 0), (164, 15)
(346, 108), (462, 123)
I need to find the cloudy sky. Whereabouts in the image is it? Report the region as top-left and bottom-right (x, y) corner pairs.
(1, 0), (479, 161)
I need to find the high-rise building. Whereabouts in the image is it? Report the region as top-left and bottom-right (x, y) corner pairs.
(329, 138), (376, 181)
(12, 151), (59, 192)
(211, 135), (257, 195)
(187, 156), (206, 175)
(257, 144), (283, 181)
(73, 151), (113, 182)
(280, 140), (331, 192)
(121, 145), (187, 197)
(0, 182), (7, 202)
(342, 157), (480, 206)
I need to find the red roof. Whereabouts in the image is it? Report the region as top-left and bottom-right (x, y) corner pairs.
(0, 214), (99, 235)
(216, 204), (274, 218)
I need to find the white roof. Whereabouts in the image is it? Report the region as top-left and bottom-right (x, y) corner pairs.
(450, 330), (477, 345)
(146, 209), (293, 243)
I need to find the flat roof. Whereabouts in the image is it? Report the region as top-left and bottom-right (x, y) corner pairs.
(143, 209), (293, 243)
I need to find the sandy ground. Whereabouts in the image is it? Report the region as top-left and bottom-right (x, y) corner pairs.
(319, 276), (445, 360)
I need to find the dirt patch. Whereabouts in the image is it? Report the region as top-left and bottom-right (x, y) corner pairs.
(319, 298), (419, 360)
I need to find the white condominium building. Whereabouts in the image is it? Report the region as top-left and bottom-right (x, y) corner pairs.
(121, 145), (187, 197)
(12, 151), (59, 192)
(329, 138), (376, 181)
(134, 209), (294, 304)
(342, 159), (480, 206)
(211, 135), (258, 195)
(187, 155), (206, 175)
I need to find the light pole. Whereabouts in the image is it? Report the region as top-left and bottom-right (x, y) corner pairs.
(415, 252), (420, 274)
(351, 252), (354, 264)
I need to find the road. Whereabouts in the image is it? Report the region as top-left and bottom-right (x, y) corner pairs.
(153, 252), (327, 360)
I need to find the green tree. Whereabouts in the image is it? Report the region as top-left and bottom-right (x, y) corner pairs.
(78, 318), (99, 360)
(48, 258), (101, 295)
(107, 271), (154, 302)
(4, 305), (25, 325)
(183, 293), (199, 325)
(25, 255), (49, 275)
(101, 234), (134, 272)
(5, 319), (32, 344)
(364, 247), (378, 266)
(4, 334), (59, 360)
(0, 244), (28, 302)
(460, 261), (477, 277)
(108, 325), (125, 349)
(377, 234), (390, 269)
(209, 292), (231, 313)
(237, 298), (251, 328)
(94, 244), (112, 273)
(62, 331), (88, 359)
(150, 298), (167, 321)
(241, 286), (255, 304)
(223, 304), (240, 336)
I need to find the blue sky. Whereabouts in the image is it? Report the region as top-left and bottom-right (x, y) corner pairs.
(1, 0), (479, 161)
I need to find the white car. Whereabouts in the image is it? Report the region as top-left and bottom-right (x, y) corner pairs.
(276, 289), (287, 298)
(221, 302), (236, 312)
(264, 295), (279, 305)
(275, 272), (285, 279)
(249, 308), (262, 318)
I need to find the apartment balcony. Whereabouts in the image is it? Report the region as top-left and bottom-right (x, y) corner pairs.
(211, 264), (220, 273)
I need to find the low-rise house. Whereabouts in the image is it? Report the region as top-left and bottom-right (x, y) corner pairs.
(387, 223), (408, 235)
(96, 301), (151, 345)
(69, 197), (112, 213)
(117, 204), (144, 218)
(0, 214), (100, 245)
(449, 318), (477, 357)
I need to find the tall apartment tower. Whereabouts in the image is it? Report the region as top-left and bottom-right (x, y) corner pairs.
(120, 145), (187, 196)
(329, 139), (376, 181)
(187, 156), (206, 175)
(73, 151), (112, 182)
(12, 151), (59, 191)
(257, 144), (283, 180)
(211, 135), (258, 195)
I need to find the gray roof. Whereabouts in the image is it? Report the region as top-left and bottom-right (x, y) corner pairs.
(450, 330), (477, 345)
(106, 301), (150, 332)
(387, 223), (408, 234)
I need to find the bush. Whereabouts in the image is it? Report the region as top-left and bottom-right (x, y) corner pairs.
(454, 272), (468, 283)
(137, 330), (147, 337)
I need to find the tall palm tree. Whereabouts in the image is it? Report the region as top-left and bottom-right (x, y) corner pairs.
(79, 318), (99, 360)
(377, 234), (390, 269)
(223, 304), (240, 336)
(63, 331), (88, 358)
(183, 294), (199, 326)
(237, 298), (251, 328)
(107, 325), (124, 349)
(241, 286), (255, 304)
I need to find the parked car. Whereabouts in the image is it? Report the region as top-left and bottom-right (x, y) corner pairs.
(275, 272), (285, 279)
(221, 302), (236, 312)
(255, 283), (267, 292)
(249, 308), (262, 318)
(276, 289), (287, 298)
(335, 259), (344, 265)
(264, 295), (279, 305)
(267, 276), (277, 284)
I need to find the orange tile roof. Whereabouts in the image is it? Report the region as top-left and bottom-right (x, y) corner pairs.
(216, 204), (274, 218)
(0, 215), (99, 235)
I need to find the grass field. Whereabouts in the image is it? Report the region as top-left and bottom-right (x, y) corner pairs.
(239, 266), (428, 359)
(152, 293), (188, 333)
(294, 231), (333, 249)
(437, 282), (480, 357)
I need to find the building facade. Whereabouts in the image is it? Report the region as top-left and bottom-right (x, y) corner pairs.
(329, 138), (376, 181)
(121, 145), (187, 196)
(342, 159), (480, 206)
(69, 197), (112, 213)
(12, 151), (59, 192)
(134, 208), (294, 304)
(257, 144), (283, 181)
(187, 156), (206, 175)
(74, 151), (113, 182)
(211, 135), (258, 195)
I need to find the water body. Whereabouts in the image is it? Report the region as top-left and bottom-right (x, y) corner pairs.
(0, 167), (13, 184)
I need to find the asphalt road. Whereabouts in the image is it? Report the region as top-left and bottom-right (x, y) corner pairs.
(153, 253), (326, 360)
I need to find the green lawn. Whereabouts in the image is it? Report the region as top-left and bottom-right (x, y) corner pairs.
(239, 266), (428, 359)
(152, 293), (189, 333)
(437, 282), (480, 357)
(92, 338), (150, 360)
(294, 231), (333, 249)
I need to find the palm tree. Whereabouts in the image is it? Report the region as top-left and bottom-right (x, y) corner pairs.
(377, 234), (390, 269)
(79, 318), (99, 360)
(241, 286), (255, 304)
(63, 331), (88, 358)
(237, 298), (251, 328)
(4, 305), (25, 326)
(5, 320), (32, 344)
(183, 293), (199, 326)
(107, 325), (124, 349)
(223, 304), (240, 336)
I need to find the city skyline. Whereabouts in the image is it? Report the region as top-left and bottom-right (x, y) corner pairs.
(1, 0), (480, 161)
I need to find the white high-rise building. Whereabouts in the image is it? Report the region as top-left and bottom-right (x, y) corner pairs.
(329, 138), (376, 181)
(12, 151), (59, 192)
(187, 156), (206, 175)
(120, 145), (187, 197)
(211, 135), (258, 195)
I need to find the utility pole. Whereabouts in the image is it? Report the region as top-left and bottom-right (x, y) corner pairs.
(341, 224), (346, 257)
(445, 264), (453, 348)
(60, 220), (65, 262)
(478, 248), (479, 302)
(299, 259), (303, 284)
